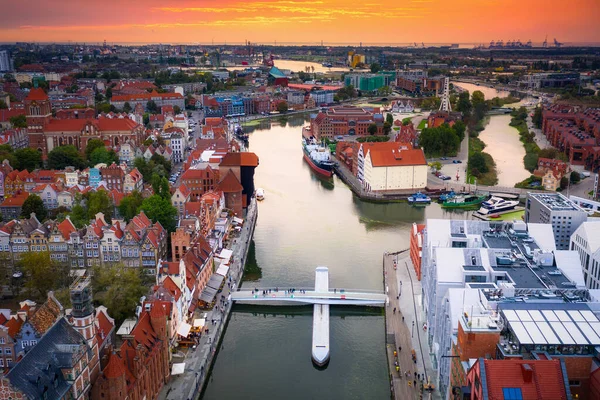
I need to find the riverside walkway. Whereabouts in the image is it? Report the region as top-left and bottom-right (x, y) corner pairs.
(384, 251), (441, 400)
(159, 199), (258, 400)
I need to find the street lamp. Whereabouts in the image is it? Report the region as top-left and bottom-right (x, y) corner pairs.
(412, 320), (415, 338)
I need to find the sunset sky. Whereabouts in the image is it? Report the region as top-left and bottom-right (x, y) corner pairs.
(1, 0), (599, 45)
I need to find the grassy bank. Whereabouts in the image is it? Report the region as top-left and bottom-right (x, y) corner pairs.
(242, 240), (262, 281)
(417, 119), (427, 130)
(467, 118), (498, 186)
(509, 108), (541, 173)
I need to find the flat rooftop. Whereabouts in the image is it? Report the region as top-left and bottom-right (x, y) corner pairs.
(500, 303), (600, 346)
(529, 193), (580, 212)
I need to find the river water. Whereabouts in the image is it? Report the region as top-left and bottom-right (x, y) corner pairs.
(452, 82), (530, 187)
(202, 116), (472, 400)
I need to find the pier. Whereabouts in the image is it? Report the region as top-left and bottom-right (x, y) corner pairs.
(230, 266), (386, 366)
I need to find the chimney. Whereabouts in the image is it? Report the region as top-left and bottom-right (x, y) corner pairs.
(521, 363), (533, 383)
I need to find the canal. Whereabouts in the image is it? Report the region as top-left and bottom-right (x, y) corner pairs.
(202, 116), (473, 399)
(453, 82), (530, 187)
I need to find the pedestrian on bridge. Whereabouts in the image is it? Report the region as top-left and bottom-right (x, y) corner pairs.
(393, 308), (396, 314)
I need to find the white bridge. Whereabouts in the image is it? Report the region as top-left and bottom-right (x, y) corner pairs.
(230, 267), (387, 366)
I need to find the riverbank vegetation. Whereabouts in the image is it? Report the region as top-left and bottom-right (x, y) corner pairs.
(456, 90), (499, 186)
(243, 240), (262, 281)
(510, 107), (541, 172)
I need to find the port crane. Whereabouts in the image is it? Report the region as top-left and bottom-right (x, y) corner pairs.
(554, 38), (563, 48)
(542, 35), (548, 48)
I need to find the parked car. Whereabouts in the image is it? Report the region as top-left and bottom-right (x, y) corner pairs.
(440, 157), (448, 160)
(452, 160), (462, 164)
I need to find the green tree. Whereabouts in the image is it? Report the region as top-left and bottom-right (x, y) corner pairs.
(118, 191), (144, 222)
(47, 145), (86, 170)
(86, 191), (114, 221)
(92, 263), (148, 325)
(69, 196), (88, 229)
(456, 91), (472, 118)
(386, 113), (394, 125)
(368, 123), (378, 135)
(90, 147), (119, 166)
(429, 161), (442, 171)
(174, 105), (181, 115)
(105, 87), (112, 100)
(277, 101), (289, 113)
(383, 121), (392, 135)
(0, 100), (7, 109)
(139, 195), (177, 233)
(452, 120), (467, 142)
(570, 171), (581, 184)
(123, 102), (132, 113)
(560, 176), (569, 190)
(151, 174), (171, 200)
(19, 252), (67, 302)
(85, 138), (106, 161)
(532, 107), (543, 129)
(9, 114), (27, 128)
(469, 152), (488, 175)
(13, 148), (42, 171)
(370, 63), (381, 73)
(21, 194), (47, 221)
(471, 90), (487, 121)
(146, 100), (159, 113)
(0, 144), (16, 168)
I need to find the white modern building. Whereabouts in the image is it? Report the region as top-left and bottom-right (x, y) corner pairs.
(525, 192), (588, 249)
(0, 51), (12, 72)
(309, 90), (334, 106)
(570, 221), (600, 289)
(420, 218), (587, 398)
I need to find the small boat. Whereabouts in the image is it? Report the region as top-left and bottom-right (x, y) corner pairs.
(256, 188), (265, 201)
(438, 190), (456, 202)
(442, 195), (486, 209)
(408, 192), (431, 204)
(478, 196), (519, 215)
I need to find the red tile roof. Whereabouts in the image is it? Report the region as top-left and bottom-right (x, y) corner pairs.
(5, 317), (22, 339)
(1, 193), (29, 207)
(161, 276), (182, 301)
(111, 91), (184, 102)
(57, 218), (77, 240)
(0, 108), (26, 123)
(363, 142), (426, 167)
(0, 314), (7, 326)
(184, 202), (201, 217)
(219, 152), (259, 167)
(25, 88), (49, 101)
(480, 359), (568, 400)
(96, 309), (115, 347)
(177, 184), (191, 198)
(218, 170), (243, 193)
(104, 351), (127, 379)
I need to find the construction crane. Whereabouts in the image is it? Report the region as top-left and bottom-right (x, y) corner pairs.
(554, 38), (563, 48)
(542, 35), (548, 48)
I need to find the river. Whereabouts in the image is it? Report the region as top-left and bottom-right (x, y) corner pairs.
(202, 116), (473, 400)
(452, 82), (530, 187)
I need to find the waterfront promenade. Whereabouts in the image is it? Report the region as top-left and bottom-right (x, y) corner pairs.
(159, 199), (258, 400)
(383, 252), (441, 400)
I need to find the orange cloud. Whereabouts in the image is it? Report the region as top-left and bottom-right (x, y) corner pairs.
(0, 0), (598, 45)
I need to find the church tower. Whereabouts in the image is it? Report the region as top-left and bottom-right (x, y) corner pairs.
(70, 276), (100, 379)
(24, 87), (51, 155)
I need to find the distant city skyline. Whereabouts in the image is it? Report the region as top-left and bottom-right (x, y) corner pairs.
(1, 0), (599, 45)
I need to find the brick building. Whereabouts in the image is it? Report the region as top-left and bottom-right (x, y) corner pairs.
(409, 223), (425, 280)
(309, 106), (384, 139)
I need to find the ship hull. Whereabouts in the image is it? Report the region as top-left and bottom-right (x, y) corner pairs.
(303, 152), (333, 178)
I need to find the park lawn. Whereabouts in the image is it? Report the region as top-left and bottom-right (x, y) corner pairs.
(417, 119), (427, 130)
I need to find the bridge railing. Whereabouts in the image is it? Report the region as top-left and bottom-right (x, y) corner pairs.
(234, 287), (384, 294)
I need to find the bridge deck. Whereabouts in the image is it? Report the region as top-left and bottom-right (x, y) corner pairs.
(231, 290), (387, 306)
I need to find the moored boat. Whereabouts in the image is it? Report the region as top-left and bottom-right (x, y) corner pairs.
(477, 196), (519, 215)
(302, 137), (335, 178)
(256, 188), (265, 201)
(438, 190), (456, 202)
(408, 192), (431, 204)
(442, 195), (487, 209)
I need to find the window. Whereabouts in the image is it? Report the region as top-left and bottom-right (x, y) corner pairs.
(0, 359), (4, 367)
(0, 338), (5, 344)
(5, 348), (11, 354)
(502, 388), (523, 400)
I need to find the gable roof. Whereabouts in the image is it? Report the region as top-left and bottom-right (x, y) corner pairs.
(29, 293), (63, 335)
(364, 142), (426, 167)
(6, 318), (88, 400)
(217, 170), (243, 193)
(161, 276), (182, 301)
(25, 88), (49, 101)
(56, 218), (77, 240)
